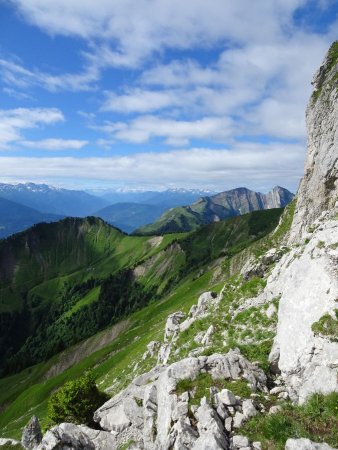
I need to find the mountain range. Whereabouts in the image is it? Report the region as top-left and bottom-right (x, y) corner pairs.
(88, 188), (216, 208)
(136, 185), (294, 234)
(0, 184), (293, 237)
(0, 197), (63, 239)
(0, 183), (109, 217)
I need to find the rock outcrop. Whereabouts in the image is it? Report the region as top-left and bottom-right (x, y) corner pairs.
(285, 438), (336, 450)
(267, 214), (338, 402)
(266, 43), (338, 403)
(21, 416), (42, 449)
(290, 42), (338, 240)
(94, 349), (267, 449)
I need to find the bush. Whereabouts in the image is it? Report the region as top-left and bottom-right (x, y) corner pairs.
(46, 372), (109, 428)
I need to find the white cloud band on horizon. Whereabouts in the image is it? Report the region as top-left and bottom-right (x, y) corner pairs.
(0, 144), (305, 192)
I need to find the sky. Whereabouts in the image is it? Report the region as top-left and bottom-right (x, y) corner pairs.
(0, 0), (337, 193)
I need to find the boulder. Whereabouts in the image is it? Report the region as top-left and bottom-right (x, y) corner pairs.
(217, 389), (237, 406)
(242, 399), (257, 420)
(21, 415), (42, 449)
(193, 401), (229, 449)
(35, 423), (95, 450)
(232, 435), (250, 448)
(164, 311), (185, 341)
(285, 438), (336, 450)
(201, 325), (215, 346)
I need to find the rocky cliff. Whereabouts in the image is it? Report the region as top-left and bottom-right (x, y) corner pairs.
(291, 42), (338, 240)
(268, 42), (338, 402)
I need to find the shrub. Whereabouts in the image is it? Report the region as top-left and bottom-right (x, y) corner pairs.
(46, 371), (109, 428)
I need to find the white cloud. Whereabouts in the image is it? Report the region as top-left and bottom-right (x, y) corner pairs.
(98, 115), (235, 146)
(101, 89), (180, 113)
(20, 138), (88, 150)
(8, 0), (315, 78)
(0, 108), (64, 149)
(0, 143), (305, 192)
(0, 58), (99, 92)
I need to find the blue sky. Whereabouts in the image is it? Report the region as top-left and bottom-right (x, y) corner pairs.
(0, 0), (337, 192)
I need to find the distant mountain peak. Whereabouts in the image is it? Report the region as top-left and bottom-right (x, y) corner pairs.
(135, 186), (294, 235)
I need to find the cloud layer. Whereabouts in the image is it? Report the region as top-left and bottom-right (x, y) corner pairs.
(0, 143), (305, 191)
(1, 0), (337, 190)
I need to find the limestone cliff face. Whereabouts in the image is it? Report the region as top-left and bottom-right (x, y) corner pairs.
(269, 43), (338, 402)
(291, 42), (338, 240)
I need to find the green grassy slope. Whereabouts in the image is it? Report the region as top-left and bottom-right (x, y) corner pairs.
(0, 217), (183, 373)
(0, 208), (284, 439)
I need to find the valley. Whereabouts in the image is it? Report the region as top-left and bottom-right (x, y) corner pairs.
(0, 207), (284, 439)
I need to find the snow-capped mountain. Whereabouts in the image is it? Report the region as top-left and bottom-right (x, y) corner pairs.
(0, 183), (109, 217)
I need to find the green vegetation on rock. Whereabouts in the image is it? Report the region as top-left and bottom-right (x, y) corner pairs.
(312, 41), (338, 102)
(242, 392), (338, 449)
(176, 373), (252, 408)
(311, 309), (338, 342)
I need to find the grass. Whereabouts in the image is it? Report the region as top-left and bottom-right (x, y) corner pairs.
(311, 310), (338, 342)
(118, 440), (136, 450)
(312, 41), (338, 102)
(0, 269), (223, 439)
(175, 373), (253, 408)
(242, 393), (338, 449)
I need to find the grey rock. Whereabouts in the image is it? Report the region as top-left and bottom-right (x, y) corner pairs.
(78, 426), (119, 450)
(265, 303), (277, 319)
(201, 325), (215, 346)
(232, 435), (250, 448)
(269, 405), (282, 414)
(193, 402), (229, 449)
(261, 248), (283, 266)
(217, 389), (237, 406)
(216, 403), (229, 421)
(171, 401), (189, 421)
(0, 438), (21, 446)
(241, 399), (257, 420)
(267, 45), (338, 400)
(164, 311), (185, 341)
(167, 418), (198, 450)
(22, 415), (42, 449)
(269, 386), (286, 395)
(233, 412), (246, 429)
(157, 342), (172, 365)
(36, 423), (95, 450)
(192, 292), (218, 319)
(290, 44), (338, 241)
(278, 391), (289, 400)
(285, 438), (336, 450)
(224, 417), (233, 432)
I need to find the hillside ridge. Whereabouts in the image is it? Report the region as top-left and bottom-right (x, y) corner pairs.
(136, 185), (293, 235)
